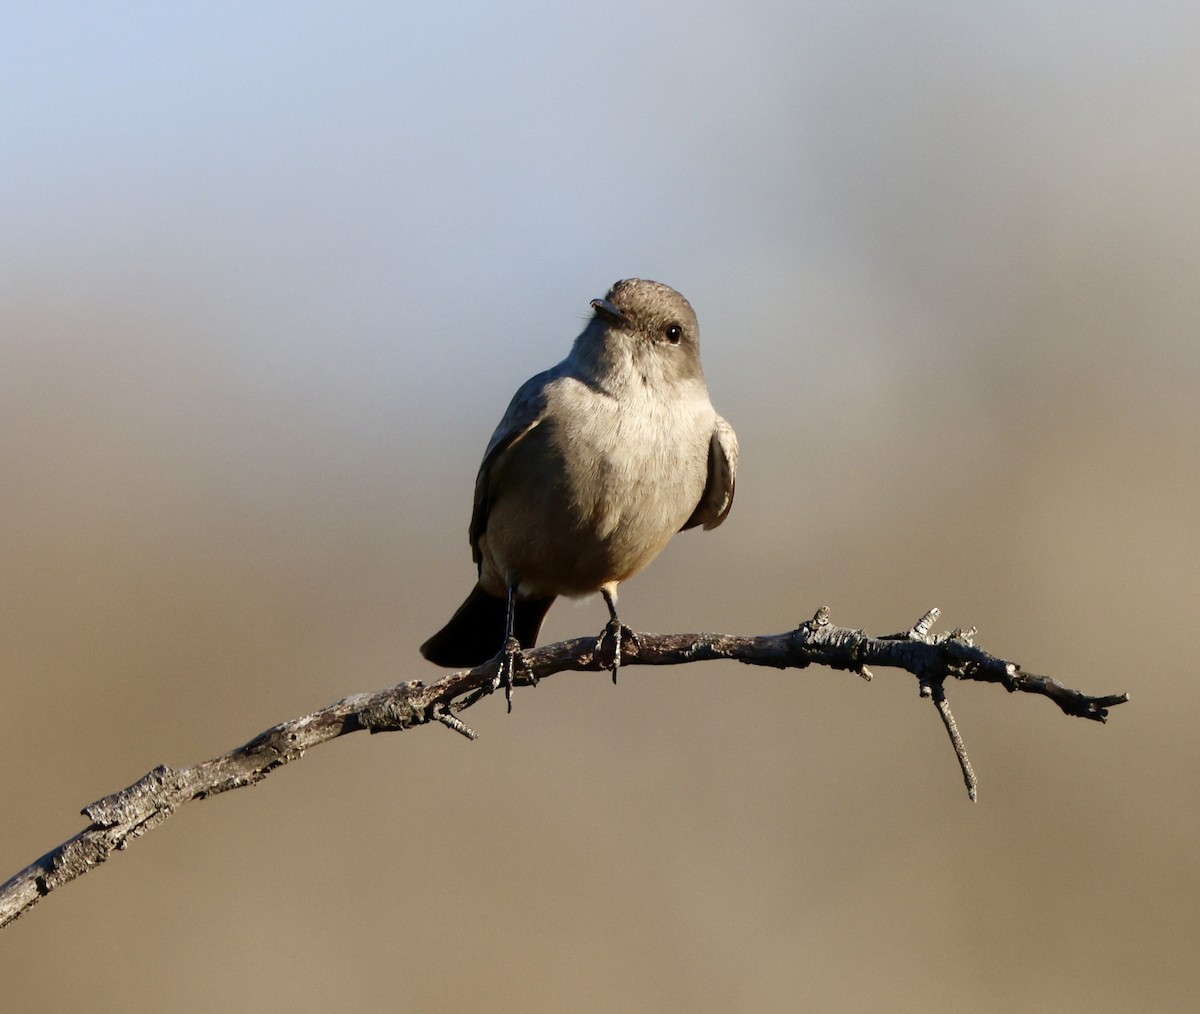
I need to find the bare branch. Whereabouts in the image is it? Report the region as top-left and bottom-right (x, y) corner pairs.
(925, 684), (978, 802)
(0, 607), (1128, 929)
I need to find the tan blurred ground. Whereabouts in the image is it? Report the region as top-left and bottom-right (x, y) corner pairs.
(3, 6), (1198, 1012)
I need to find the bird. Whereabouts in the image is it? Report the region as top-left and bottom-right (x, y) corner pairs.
(420, 278), (738, 707)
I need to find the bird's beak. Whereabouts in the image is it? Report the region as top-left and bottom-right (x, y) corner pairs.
(590, 298), (628, 325)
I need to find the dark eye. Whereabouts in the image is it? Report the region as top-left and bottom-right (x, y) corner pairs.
(665, 323), (682, 344)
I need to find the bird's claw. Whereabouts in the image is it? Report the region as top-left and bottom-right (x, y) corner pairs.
(596, 620), (639, 684)
(495, 636), (535, 713)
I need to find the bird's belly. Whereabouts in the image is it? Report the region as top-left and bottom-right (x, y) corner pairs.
(478, 413), (707, 598)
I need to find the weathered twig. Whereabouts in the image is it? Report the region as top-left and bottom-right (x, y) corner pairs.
(0, 607), (1127, 929)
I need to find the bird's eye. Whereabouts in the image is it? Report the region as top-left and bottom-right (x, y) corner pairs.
(665, 324), (683, 344)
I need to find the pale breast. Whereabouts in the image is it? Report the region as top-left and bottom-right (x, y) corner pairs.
(478, 376), (716, 598)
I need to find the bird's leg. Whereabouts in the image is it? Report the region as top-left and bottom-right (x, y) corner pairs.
(496, 582), (534, 713)
(597, 585), (638, 684)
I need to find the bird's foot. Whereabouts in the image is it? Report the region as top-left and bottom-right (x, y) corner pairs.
(494, 636), (535, 713)
(596, 620), (639, 684)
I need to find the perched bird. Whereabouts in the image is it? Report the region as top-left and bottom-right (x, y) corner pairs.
(420, 278), (738, 705)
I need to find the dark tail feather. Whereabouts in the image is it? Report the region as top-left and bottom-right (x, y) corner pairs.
(511, 594), (555, 652)
(420, 584), (556, 668)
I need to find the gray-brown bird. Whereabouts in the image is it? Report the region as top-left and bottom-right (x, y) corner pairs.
(420, 278), (737, 703)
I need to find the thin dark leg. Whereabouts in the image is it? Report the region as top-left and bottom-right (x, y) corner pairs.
(503, 582), (517, 642)
(496, 581), (537, 712)
(500, 582), (519, 711)
(600, 587), (624, 684)
(602, 587), (619, 624)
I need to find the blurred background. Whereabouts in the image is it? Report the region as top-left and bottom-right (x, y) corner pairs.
(2, 3), (1195, 1011)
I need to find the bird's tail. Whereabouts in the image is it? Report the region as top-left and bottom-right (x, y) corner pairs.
(420, 584), (556, 668)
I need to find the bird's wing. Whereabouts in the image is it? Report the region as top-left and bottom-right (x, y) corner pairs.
(469, 367), (559, 565)
(680, 414), (738, 531)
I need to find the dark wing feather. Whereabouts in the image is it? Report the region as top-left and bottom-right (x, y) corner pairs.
(469, 367), (559, 565)
(680, 415), (739, 532)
